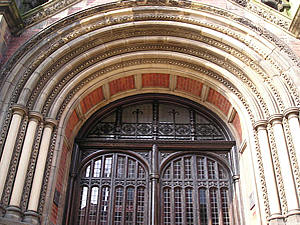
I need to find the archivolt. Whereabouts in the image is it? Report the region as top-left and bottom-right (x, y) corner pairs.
(0, 1), (299, 218)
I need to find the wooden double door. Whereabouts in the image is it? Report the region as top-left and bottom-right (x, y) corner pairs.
(72, 146), (232, 225)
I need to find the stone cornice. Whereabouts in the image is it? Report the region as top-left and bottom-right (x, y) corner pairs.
(22, 0), (80, 27)
(0, 0), (24, 35)
(229, 0), (291, 30)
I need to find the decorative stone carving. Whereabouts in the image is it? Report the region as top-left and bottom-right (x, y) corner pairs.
(253, 129), (271, 218)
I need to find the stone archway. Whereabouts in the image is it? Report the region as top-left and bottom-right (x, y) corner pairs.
(0, 1), (299, 225)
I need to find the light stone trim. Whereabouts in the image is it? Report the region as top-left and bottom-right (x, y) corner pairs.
(0, 105), (27, 201)
(27, 118), (57, 212)
(8, 112), (42, 207)
(268, 115), (299, 214)
(0, 2), (298, 221)
(254, 120), (283, 220)
(134, 74), (142, 90)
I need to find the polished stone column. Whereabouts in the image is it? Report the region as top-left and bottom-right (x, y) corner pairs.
(23, 118), (57, 225)
(0, 105), (27, 201)
(5, 112), (42, 220)
(269, 115), (300, 222)
(254, 120), (284, 224)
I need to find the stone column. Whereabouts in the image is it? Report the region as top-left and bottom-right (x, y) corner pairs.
(23, 118), (57, 225)
(269, 114), (300, 223)
(5, 112), (42, 220)
(254, 120), (284, 224)
(0, 105), (27, 201)
(284, 107), (300, 169)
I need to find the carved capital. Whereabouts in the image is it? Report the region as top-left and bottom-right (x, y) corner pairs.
(12, 104), (27, 116)
(29, 111), (43, 122)
(284, 107), (299, 119)
(268, 114), (283, 125)
(254, 119), (268, 130)
(44, 117), (58, 128)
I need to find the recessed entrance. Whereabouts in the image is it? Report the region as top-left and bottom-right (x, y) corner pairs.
(65, 95), (236, 225)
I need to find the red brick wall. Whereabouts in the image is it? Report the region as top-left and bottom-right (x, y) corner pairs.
(65, 110), (79, 139)
(80, 86), (104, 114)
(207, 89), (231, 116)
(109, 75), (135, 96)
(232, 113), (242, 141)
(142, 73), (170, 88)
(176, 76), (203, 97)
(50, 143), (70, 224)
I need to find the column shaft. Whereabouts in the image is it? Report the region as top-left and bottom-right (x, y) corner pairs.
(0, 107), (26, 199)
(9, 113), (41, 207)
(285, 113), (300, 169)
(271, 118), (299, 213)
(256, 125), (282, 218)
(27, 122), (54, 212)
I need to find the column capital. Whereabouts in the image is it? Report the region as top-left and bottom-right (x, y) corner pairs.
(29, 111), (43, 122)
(12, 104), (27, 116)
(284, 107), (300, 119)
(44, 117), (58, 128)
(268, 114), (283, 125)
(253, 120), (268, 130)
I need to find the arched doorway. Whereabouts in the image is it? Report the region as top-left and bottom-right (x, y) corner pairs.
(65, 95), (236, 225)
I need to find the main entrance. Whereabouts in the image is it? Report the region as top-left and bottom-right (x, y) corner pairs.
(65, 95), (236, 225)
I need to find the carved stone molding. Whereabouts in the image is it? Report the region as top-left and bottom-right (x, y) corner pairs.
(22, 0), (81, 27)
(253, 129), (270, 218)
(35, 42), (270, 118)
(230, 0), (291, 30)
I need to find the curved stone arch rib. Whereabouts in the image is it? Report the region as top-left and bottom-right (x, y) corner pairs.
(1, 4), (299, 106)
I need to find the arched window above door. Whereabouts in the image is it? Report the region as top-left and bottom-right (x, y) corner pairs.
(83, 98), (230, 141)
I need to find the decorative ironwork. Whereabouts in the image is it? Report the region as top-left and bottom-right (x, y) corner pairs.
(86, 101), (226, 141)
